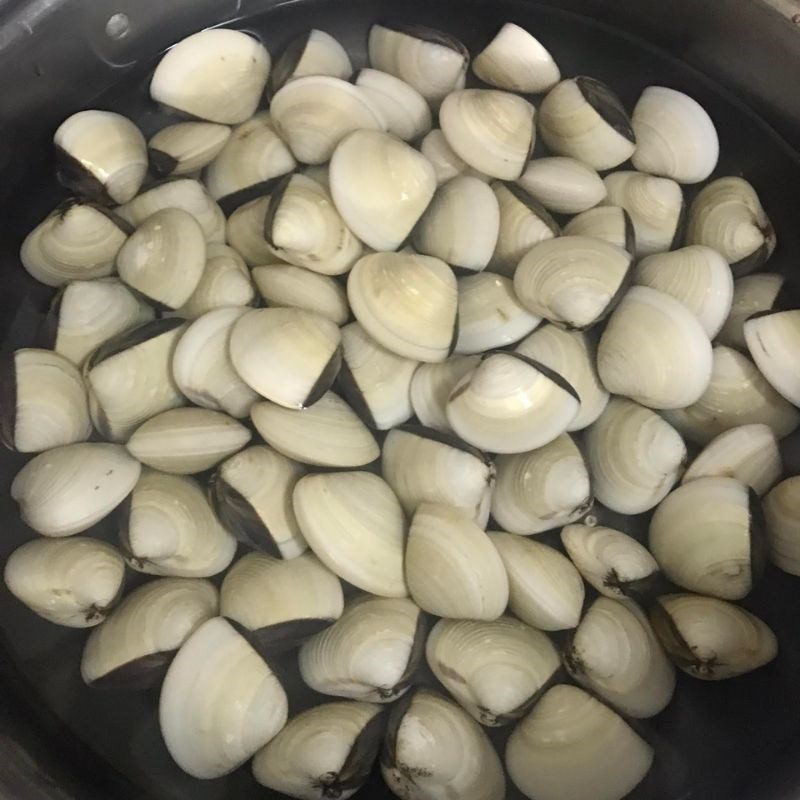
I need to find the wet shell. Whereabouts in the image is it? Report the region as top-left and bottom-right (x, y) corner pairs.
(148, 121), (231, 177)
(269, 29), (353, 95)
(409, 356), (480, 433)
(420, 129), (489, 185)
(355, 68), (432, 142)
(516, 157), (607, 215)
(225, 195), (273, 265)
(563, 205), (635, 253)
(253, 265), (349, 326)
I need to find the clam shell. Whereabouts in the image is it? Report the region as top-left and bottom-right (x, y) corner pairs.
(744, 309), (800, 408)
(253, 264), (349, 325)
(269, 29), (353, 95)
(355, 68), (432, 141)
(717, 272), (785, 350)
(563, 205), (635, 253)
(516, 156), (606, 215)
(148, 122), (231, 177)
(764, 476), (800, 576)
(409, 356), (480, 433)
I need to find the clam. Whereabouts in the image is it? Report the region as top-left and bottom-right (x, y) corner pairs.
(210, 445), (307, 558)
(225, 195), (274, 265)
(270, 75), (385, 164)
(159, 617), (288, 779)
(269, 29), (354, 95)
(204, 112), (296, 210)
(513, 235), (632, 329)
(517, 157), (607, 215)
(44, 278), (154, 367)
(172, 307), (259, 418)
(426, 616), (560, 726)
(4, 537), (125, 628)
(489, 532), (585, 631)
(251, 391), (380, 468)
(355, 68), (432, 141)
(764, 476), (800, 576)
(405, 503), (509, 620)
(294, 472), (408, 598)
(561, 523), (661, 600)
(347, 252), (457, 362)
(229, 308), (342, 409)
(439, 89), (535, 180)
(263, 173), (363, 275)
(603, 170), (684, 256)
(329, 129), (436, 252)
(220, 552), (343, 651)
(585, 397), (687, 514)
(367, 23), (469, 104)
(631, 86), (719, 183)
(649, 477), (764, 600)
(382, 425), (495, 526)
(538, 77), (636, 170)
(253, 264), (349, 325)
(409, 356), (480, 433)
(420, 128), (489, 185)
(662, 345), (800, 444)
(116, 207), (206, 309)
(515, 325), (609, 431)
(11, 443), (141, 537)
(717, 272), (785, 350)
(178, 243), (254, 320)
(1, 348), (91, 453)
(744, 309), (800, 408)
(454, 273), (540, 355)
(650, 593), (777, 680)
(381, 688), (506, 800)
(148, 122), (231, 177)
(126, 408), (251, 475)
(488, 183), (559, 277)
(632, 245), (733, 338)
(491, 434), (592, 535)
(685, 176), (775, 276)
(116, 178), (225, 243)
(412, 175), (500, 274)
(506, 685), (654, 800)
(20, 200), (131, 287)
(150, 29), (271, 124)
(54, 110), (147, 204)
(338, 322), (417, 430)
(565, 597), (676, 718)
(682, 424), (781, 497)
(253, 701), (385, 800)
(446, 351), (580, 454)
(597, 285), (713, 410)
(299, 594), (427, 702)
(81, 577), (217, 689)
(84, 318), (187, 442)
(473, 22), (560, 93)
(120, 469), (236, 578)
(563, 205), (636, 253)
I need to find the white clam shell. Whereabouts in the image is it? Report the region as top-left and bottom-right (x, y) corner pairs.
(299, 594), (424, 702)
(4, 537), (125, 628)
(744, 309), (800, 408)
(347, 252), (457, 363)
(489, 532), (584, 631)
(717, 272), (784, 350)
(632, 245), (733, 338)
(663, 345), (800, 444)
(356, 68), (432, 141)
(271, 76), (385, 165)
(11, 442), (141, 537)
(251, 391), (379, 468)
(455, 273), (540, 355)
(473, 22), (560, 94)
(406, 503), (509, 620)
(330, 129), (436, 252)
(253, 264), (349, 325)
(294, 472), (408, 598)
(7, 348), (92, 453)
(420, 129), (489, 185)
(409, 356), (481, 433)
(764, 476), (800, 576)
(446, 352), (579, 454)
(149, 121), (231, 176)
(515, 324), (609, 431)
(506, 685), (654, 800)
(563, 205), (635, 252)
(491, 433), (592, 535)
(439, 89), (534, 180)
(150, 29), (271, 124)
(683, 423), (781, 497)
(270, 29), (353, 94)
(426, 616), (560, 727)
(585, 397), (686, 514)
(602, 170), (684, 256)
(517, 157), (606, 215)
(225, 196), (273, 265)
(81, 577), (218, 685)
(159, 617), (288, 779)
(632, 86), (719, 183)
(123, 469), (236, 578)
(598, 285), (713, 410)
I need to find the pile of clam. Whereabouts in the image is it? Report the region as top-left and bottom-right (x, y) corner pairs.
(5, 18), (800, 800)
